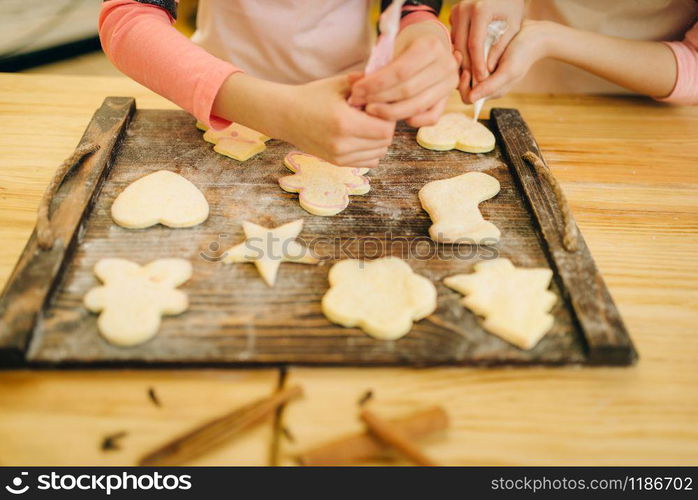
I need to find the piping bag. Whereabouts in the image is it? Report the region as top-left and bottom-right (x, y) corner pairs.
(471, 20), (508, 122)
(349, 0), (405, 104)
(364, 0), (406, 75)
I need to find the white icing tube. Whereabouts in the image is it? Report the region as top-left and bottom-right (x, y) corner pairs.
(472, 20), (508, 122)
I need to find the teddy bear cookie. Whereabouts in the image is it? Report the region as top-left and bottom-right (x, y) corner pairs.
(279, 151), (370, 216)
(84, 258), (192, 346)
(419, 171), (500, 244)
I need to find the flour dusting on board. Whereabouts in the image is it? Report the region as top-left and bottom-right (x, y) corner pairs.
(467, 157), (504, 172)
(21, 106), (631, 367)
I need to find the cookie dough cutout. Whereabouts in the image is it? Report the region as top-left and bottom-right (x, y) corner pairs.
(322, 257), (437, 340)
(197, 122), (270, 161)
(417, 113), (495, 153)
(279, 151), (370, 216)
(419, 171), (500, 244)
(444, 258), (556, 350)
(223, 219), (317, 286)
(111, 170), (209, 229)
(84, 258), (192, 346)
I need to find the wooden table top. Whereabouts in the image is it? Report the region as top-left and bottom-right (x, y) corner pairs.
(0, 73), (696, 466)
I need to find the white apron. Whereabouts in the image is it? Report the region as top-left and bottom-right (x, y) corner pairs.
(191, 0), (373, 84)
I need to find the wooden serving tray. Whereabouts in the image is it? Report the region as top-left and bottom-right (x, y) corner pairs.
(0, 97), (637, 367)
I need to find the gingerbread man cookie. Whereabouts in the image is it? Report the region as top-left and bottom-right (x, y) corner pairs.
(84, 258), (192, 346)
(111, 170), (209, 229)
(223, 219), (318, 286)
(197, 122), (270, 161)
(444, 258), (557, 350)
(417, 113), (495, 153)
(322, 257), (437, 340)
(419, 171), (500, 244)
(279, 151), (370, 216)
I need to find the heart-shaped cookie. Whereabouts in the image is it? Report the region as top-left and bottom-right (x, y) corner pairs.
(417, 112), (495, 153)
(111, 170), (209, 229)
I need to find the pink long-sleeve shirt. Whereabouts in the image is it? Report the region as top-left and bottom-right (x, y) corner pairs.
(662, 22), (698, 104)
(99, 0), (442, 128)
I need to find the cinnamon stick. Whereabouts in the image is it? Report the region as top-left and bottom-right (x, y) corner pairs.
(298, 406), (448, 466)
(139, 385), (303, 466)
(359, 408), (437, 466)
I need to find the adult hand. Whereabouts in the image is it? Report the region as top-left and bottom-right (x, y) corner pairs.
(468, 20), (554, 102)
(450, 0), (525, 102)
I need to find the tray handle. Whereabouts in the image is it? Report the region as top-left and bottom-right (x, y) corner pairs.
(522, 151), (579, 252)
(36, 144), (100, 249)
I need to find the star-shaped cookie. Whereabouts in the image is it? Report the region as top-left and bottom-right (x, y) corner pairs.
(444, 258), (557, 349)
(223, 219), (318, 286)
(279, 151), (370, 216)
(197, 122), (270, 161)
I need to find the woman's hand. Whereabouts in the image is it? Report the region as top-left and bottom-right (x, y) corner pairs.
(213, 73), (395, 169)
(349, 21), (459, 127)
(470, 19), (679, 102)
(450, 0), (525, 101)
(468, 20), (553, 102)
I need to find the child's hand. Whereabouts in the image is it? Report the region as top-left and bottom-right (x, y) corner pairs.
(283, 74), (395, 169)
(349, 22), (459, 128)
(213, 72), (394, 169)
(468, 20), (552, 103)
(450, 0), (525, 100)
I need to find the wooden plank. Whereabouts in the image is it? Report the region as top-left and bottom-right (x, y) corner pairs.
(0, 97), (135, 365)
(491, 108), (637, 365)
(25, 108), (591, 366)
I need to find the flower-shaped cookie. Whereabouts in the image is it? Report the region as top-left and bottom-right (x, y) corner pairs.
(279, 151), (370, 216)
(417, 112), (495, 153)
(444, 258), (556, 350)
(419, 171), (500, 244)
(322, 257), (437, 340)
(197, 121), (271, 161)
(84, 258), (192, 346)
(111, 170), (209, 229)
(224, 219), (318, 286)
